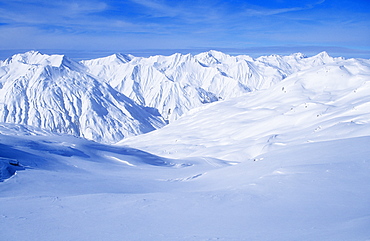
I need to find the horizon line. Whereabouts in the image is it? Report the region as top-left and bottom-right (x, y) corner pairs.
(1, 46), (370, 61)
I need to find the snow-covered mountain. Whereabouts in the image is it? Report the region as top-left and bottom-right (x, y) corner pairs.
(0, 50), (364, 144)
(1, 50), (370, 241)
(0, 51), (165, 143)
(82, 50), (341, 122)
(121, 56), (370, 161)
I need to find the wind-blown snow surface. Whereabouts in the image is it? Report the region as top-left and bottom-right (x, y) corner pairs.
(1, 127), (370, 240)
(1, 51), (370, 240)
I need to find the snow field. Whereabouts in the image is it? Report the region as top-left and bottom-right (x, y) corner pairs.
(1, 128), (369, 240)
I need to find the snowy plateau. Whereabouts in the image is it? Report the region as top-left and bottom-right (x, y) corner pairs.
(0, 50), (370, 241)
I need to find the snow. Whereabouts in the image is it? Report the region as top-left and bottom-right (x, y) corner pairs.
(82, 50), (342, 122)
(0, 52), (166, 144)
(0, 50), (349, 143)
(1, 124), (369, 241)
(120, 57), (370, 162)
(1, 51), (370, 240)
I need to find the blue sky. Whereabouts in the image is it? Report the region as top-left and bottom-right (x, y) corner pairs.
(0, 0), (369, 59)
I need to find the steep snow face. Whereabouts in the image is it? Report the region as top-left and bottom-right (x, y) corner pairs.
(83, 53), (223, 122)
(0, 52), (166, 144)
(82, 50), (340, 121)
(121, 57), (370, 161)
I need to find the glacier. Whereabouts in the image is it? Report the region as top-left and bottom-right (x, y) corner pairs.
(0, 50), (370, 241)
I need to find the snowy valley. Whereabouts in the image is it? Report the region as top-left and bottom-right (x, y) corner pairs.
(0, 51), (370, 241)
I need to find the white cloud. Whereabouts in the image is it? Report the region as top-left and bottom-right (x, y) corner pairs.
(65, 1), (108, 15)
(242, 0), (326, 17)
(128, 0), (180, 17)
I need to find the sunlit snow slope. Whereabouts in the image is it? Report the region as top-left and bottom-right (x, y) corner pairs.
(1, 50), (345, 143)
(121, 56), (370, 161)
(0, 51), (370, 241)
(83, 50), (340, 122)
(0, 51), (165, 143)
(1, 120), (370, 240)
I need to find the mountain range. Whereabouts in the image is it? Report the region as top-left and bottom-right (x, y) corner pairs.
(0, 50), (352, 143)
(1, 50), (370, 240)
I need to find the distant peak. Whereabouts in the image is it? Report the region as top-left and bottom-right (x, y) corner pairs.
(16, 50), (45, 59)
(81, 53), (134, 66)
(206, 50), (228, 58)
(115, 53), (134, 63)
(6, 50), (50, 65)
(3, 50), (84, 71)
(195, 50), (229, 65)
(316, 51), (330, 58)
(23, 50), (43, 56)
(291, 52), (306, 59)
(207, 50), (222, 55)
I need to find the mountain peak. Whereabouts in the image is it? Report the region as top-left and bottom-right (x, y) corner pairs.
(81, 53), (134, 66)
(316, 51), (330, 58)
(1, 50), (365, 144)
(5, 51), (78, 69)
(290, 52), (306, 59)
(23, 50), (42, 56)
(115, 53), (134, 63)
(207, 49), (225, 55)
(6, 50), (46, 65)
(195, 50), (230, 66)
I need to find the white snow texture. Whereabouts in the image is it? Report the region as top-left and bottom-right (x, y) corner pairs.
(0, 50), (370, 241)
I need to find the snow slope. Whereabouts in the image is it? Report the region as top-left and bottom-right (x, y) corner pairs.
(1, 51), (370, 240)
(82, 50), (340, 122)
(0, 51), (165, 144)
(0, 50), (345, 142)
(121, 56), (370, 161)
(0, 126), (369, 240)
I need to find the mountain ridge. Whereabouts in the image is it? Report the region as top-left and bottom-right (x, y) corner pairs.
(0, 50), (367, 143)
(0, 52), (166, 143)
(120, 55), (370, 160)
(1, 50), (370, 240)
